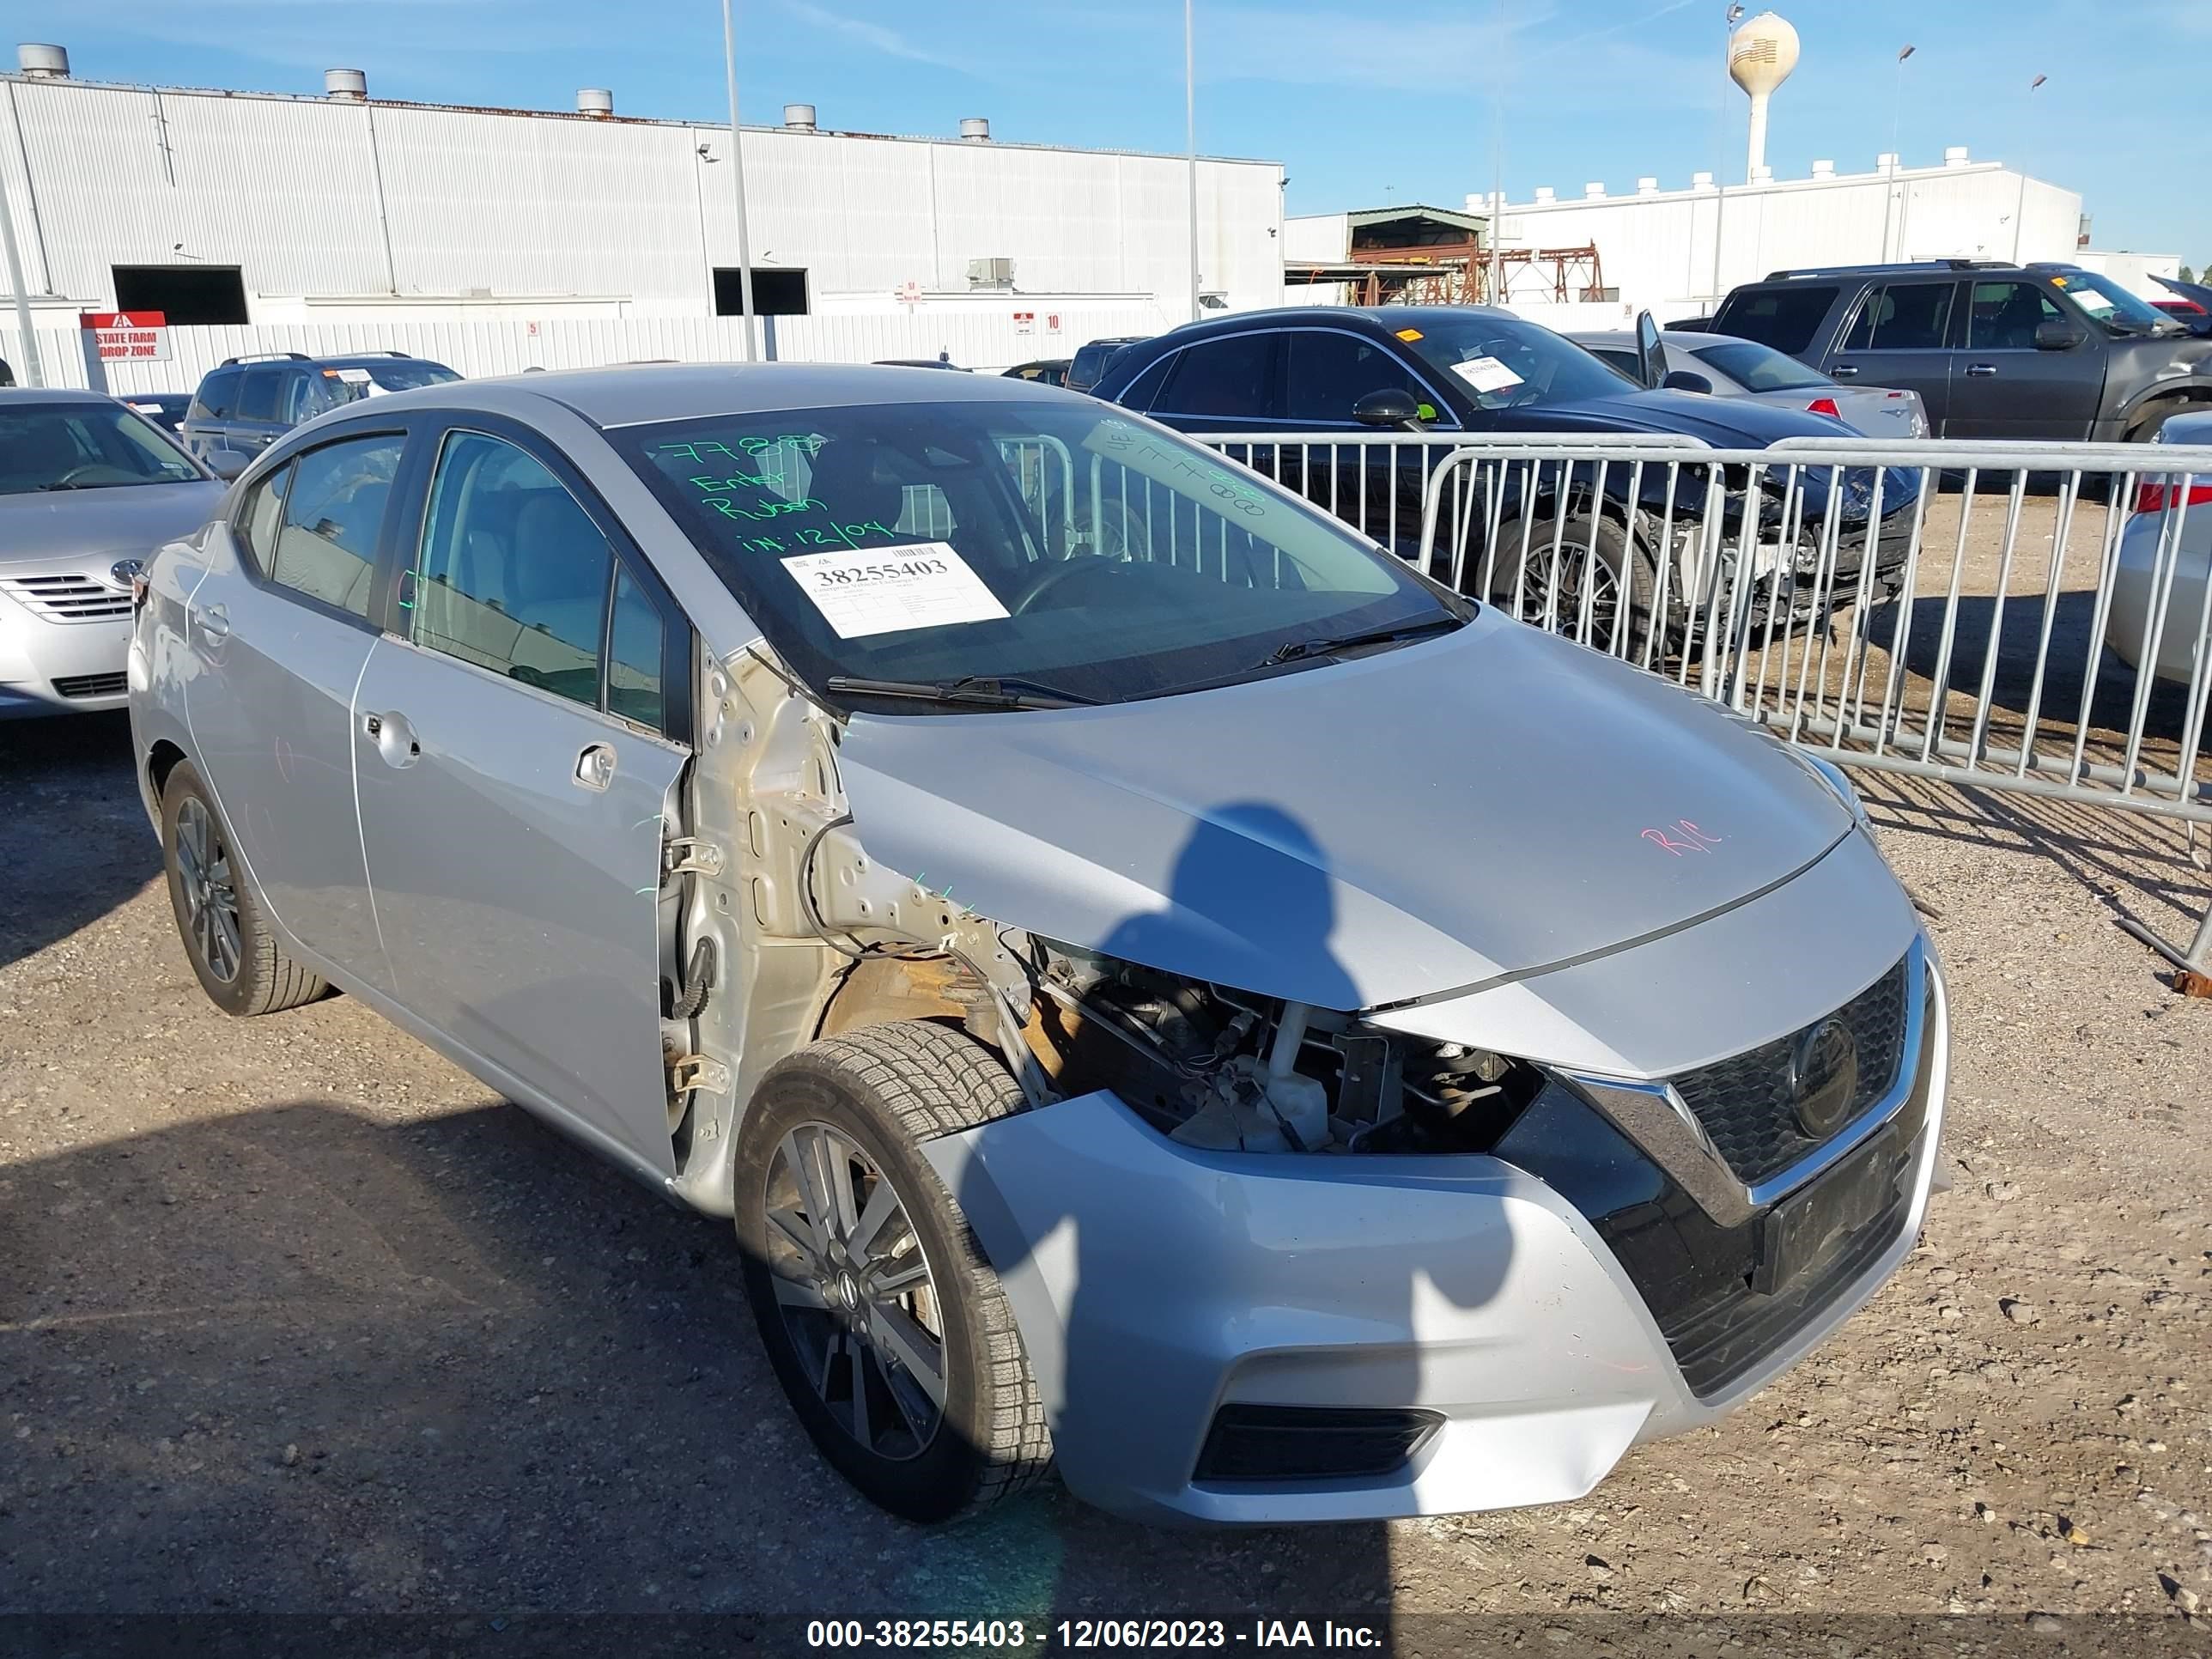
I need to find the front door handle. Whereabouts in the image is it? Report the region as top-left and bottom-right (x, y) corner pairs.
(1829, 364), (1859, 379)
(362, 709), (421, 768)
(574, 742), (617, 793)
(192, 602), (229, 642)
(1965, 363), (1998, 378)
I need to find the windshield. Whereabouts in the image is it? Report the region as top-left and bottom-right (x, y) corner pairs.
(617, 401), (1462, 709)
(313, 360), (461, 413)
(1397, 313), (1632, 410)
(0, 401), (206, 495)
(1687, 338), (1831, 392)
(2045, 271), (2179, 336)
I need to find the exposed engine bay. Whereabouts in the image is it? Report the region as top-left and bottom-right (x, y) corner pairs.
(1018, 944), (1547, 1155)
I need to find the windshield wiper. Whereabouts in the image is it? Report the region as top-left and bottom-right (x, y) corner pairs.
(1257, 613), (1464, 668)
(823, 674), (1097, 710)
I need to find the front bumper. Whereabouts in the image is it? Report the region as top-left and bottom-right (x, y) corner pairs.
(926, 955), (1948, 1526)
(0, 595), (133, 719)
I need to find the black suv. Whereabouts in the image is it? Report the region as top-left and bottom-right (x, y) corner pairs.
(1711, 260), (2212, 443)
(1091, 305), (1919, 639)
(181, 350), (460, 477)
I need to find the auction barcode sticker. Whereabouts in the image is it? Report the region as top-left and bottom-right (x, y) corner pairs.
(781, 541), (1011, 639)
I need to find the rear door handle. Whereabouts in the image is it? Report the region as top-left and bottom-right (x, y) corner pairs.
(1965, 363), (1998, 377)
(192, 602), (228, 641)
(362, 709), (421, 767)
(574, 742), (618, 793)
(1829, 364), (1859, 379)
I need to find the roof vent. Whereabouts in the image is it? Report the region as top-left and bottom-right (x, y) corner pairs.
(959, 116), (991, 143)
(1943, 144), (1970, 167)
(16, 43), (69, 78)
(324, 68), (368, 101)
(576, 88), (613, 118)
(784, 103), (817, 131)
(1533, 185), (1555, 204)
(1637, 176), (1660, 195)
(1749, 163), (1774, 183)
(1692, 170), (1715, 187)
(1810, 157), (1834, 179)
(1583, 181), (1606, 198)
(1875, 151), (1899, 172)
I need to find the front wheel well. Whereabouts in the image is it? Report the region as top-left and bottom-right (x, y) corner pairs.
(2125, 391), (2212, 440)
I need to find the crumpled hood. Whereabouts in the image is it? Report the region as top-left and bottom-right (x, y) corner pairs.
(0, 481), (224, 569)
(836, 611), (1855, 1011)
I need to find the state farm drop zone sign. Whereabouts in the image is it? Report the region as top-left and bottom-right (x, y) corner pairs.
(80, 312), (172, 362)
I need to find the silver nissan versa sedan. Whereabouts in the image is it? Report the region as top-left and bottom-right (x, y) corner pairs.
(128, 364), (1949, 1527)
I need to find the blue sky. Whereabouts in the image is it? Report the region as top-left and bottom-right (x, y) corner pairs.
(21, 0), (2210, 264)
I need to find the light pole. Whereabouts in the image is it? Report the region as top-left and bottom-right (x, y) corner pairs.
(1185, 0), (1200, 321)
(1489, 0), (1506, 305)
(1711, 4), (1743, 302)
(720, 0), (758, 362)
(1884, 45), (1914, 261)
(0, 170), (41, 387)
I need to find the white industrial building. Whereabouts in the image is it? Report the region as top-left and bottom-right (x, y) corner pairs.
(0, 44), (1286, 387)
(1460, 149), (2086, 319)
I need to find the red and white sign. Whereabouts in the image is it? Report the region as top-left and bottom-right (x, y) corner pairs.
(896, 280), (922, 307)
(1013, 309), (1036, 336)
(1045, 312), (1063, 337)
(80, 311), (172, 362)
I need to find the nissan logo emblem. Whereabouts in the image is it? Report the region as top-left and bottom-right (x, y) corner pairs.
(1785, 1017), (1858, 1140)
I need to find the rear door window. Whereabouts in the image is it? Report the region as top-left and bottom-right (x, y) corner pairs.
(1839, 283), (1956, 351)
(1282, 331), (1430, 421)
(1711, 285), (1838, 355)
(269, 434), (404, 618)
(1152, 332), (1279, 420)
(234, 366), (286, 424)
(1965, 281), (2066, 350)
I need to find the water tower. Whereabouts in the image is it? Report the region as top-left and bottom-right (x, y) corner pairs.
(1729, 11), (1800, 179)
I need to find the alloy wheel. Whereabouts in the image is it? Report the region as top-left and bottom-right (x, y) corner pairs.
(762, 1122), (946, 1461)
(173, 796), (242, 983)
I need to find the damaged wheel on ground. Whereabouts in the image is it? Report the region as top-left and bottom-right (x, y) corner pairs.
(732, 1019), (1053, 1522)
(1483, 509), (1661, 657)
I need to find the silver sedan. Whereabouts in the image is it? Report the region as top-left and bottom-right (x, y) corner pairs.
(1573, 328), (1930, 439)
(130, 365), (1948, 1526)
(1, 389), (223, 717)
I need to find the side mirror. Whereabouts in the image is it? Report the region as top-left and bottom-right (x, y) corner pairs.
(1633, 309), (1666, 388)
(1660, 369), (1714, 395)
(1353, 387), (1425, 430)
(206, 449), (251, 482)
(2034, 319), (2084, 351)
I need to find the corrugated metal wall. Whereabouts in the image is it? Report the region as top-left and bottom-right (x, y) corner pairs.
(1479, 164), (2086, 313)
(22, 303), (1175, 395)
(3, 76), (1285, 319)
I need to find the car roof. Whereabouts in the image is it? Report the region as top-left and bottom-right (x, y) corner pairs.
(1568, 329), (1763, 350)
(0, 386), (125, 405)
(318, 361), (1090, 431)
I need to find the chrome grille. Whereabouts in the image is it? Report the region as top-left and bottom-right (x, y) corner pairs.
(1, 574), (134, 623)
(1670, 957), (1911, 1188)
(53, 672), (128, 699)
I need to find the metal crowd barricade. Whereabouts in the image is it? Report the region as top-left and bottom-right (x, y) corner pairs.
(1197, 428), (2212, 980)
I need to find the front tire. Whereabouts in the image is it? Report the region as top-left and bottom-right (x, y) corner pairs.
(159, 760), (327, 1017)
(1482, 508), (1660, 657)
(733, 1020), (1052, 1523)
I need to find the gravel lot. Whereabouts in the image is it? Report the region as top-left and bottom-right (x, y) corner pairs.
(3, 708), (2209, 1650)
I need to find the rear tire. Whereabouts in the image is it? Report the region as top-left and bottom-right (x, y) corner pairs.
(159, 760), (328, 1018)
(733, 1020), (1052, 1523)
